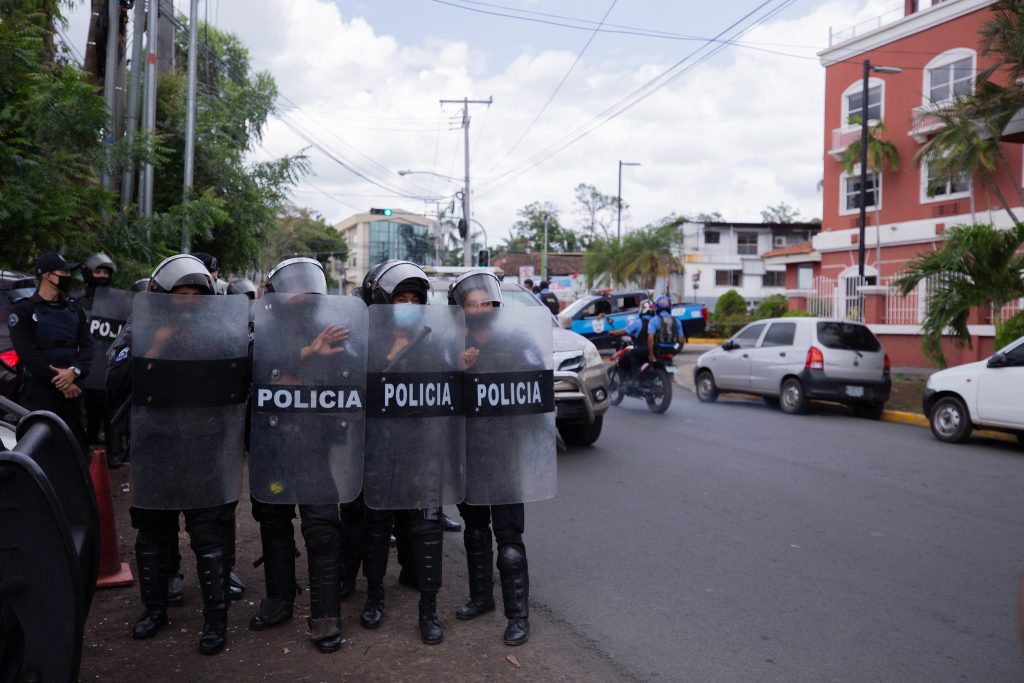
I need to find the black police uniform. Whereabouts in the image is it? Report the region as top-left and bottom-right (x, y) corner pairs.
(107, 309), (238, 654)
(8, 291), (92, 453)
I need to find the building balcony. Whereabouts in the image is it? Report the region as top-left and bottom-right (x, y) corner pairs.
(828, 127), (861, 160)
(909, 105), (946, 142)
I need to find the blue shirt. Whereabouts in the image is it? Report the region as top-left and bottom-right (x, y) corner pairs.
(625, 316), (649, 337)
(648, 312), (683, 339)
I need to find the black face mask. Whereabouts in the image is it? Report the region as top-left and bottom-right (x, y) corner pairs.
(55, 274), (73, 296)
(92, 276), (111, 287)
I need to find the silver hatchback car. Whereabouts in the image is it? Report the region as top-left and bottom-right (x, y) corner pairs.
(694, 317), (891, 418)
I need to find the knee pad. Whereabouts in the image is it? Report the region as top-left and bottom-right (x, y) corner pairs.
(497, 545), (527, 574)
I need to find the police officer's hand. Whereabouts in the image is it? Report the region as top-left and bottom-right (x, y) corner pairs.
(50, 365), (77, 391)
(61, 384), (82, 399)
(462, 346), (480, 369)
(301, 324), (349, 360)
(386, 336), (409, 362)
(648, 353), (657, 363)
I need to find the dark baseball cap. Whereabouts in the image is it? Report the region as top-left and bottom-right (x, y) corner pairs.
(191, 252), (219, 273)
(34, 252), (80, 275)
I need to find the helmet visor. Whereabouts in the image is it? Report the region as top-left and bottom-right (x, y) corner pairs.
(150, 255), (214, 294)
(449, 271), (502, 308)
(375, 261), (429, 304)
(268, 258), (326, 295)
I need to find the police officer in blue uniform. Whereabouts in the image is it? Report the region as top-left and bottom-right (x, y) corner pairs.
(7, 252), (93, 454)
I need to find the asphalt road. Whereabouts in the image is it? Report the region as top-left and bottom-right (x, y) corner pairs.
(529, 370), (1024, 681)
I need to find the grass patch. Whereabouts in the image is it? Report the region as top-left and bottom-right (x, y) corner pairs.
(887, 373), (930, 415)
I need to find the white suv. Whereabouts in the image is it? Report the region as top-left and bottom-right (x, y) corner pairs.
(923, 335), (1024, 444)
(694, 317), (891, 418)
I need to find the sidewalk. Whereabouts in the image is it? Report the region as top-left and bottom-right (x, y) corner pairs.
(80, 465), (632, 682)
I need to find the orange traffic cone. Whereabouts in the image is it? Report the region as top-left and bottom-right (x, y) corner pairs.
(90, 448), (134, 588)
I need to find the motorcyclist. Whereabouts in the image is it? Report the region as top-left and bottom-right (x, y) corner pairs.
(609, 299), (657, 377)
(647, 295), (683, 361)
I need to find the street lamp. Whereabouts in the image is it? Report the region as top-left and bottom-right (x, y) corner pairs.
(617, 161), (641, 242)
(857, 60), (901, 279)
(397, 169), (463, 183)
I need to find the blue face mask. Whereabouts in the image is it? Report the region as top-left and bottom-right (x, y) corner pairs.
(393, 302), (422, 330)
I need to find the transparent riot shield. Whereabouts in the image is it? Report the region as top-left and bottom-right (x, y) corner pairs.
(364, 305), (465, 510)
(250, 293), (367, 505)
(83, 287), (133, 390)
(129, 293), (249, 510)
(464, 306), (557, 505)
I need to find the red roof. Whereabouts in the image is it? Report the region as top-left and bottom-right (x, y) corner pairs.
(762, 241), (815, 259)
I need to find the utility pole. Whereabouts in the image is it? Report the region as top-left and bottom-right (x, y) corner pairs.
(141, 0), (158, 237)
(182, 0), (199, 253)
(121, 0), (145, 207)
(440, 96), (492, 266)
(541, 213), (549, 281)
(101, 0), (119, 191)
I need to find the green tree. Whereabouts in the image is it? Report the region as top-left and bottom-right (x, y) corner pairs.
(840, 118), (900, 263)
(0, 3), (112, 268)
(760, 202), (802, 224)
(715, 289), (747, 318)
(897, 223), (1024, 367)
(573, 183), (619, 240)
(261, 206), (347, 277)
(584, 222), (683, 290)
(754, 293), (789, 319)
(504, 202), (582, 253)
(582, 237), (628, 289)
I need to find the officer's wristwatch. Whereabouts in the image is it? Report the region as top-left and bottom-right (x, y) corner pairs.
(71, 366), (81, 378)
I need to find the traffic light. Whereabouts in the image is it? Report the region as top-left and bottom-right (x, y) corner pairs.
(477, 249), (489, 267)
(369, 208), (393, 216)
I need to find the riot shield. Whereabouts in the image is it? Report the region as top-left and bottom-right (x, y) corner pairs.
(129, 293), (249, 509)
(83, 287), (133, 390)
(364, 305), (465, 510)
(464, 306), (557, 505)
(250, 293), (367, 505)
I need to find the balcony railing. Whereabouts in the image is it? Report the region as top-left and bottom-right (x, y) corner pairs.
(829, 5), (905, 47)
(909, 105), (946, 142)
(829, 127), (861, 160)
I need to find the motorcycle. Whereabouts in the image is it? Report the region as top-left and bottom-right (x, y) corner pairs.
(606, 337), (676, 413)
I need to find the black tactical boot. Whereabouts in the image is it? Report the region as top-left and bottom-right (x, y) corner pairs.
(360, 529), (390, 627)
(224, 520), (245, 601)
(455, 527), (495, 620)
(415, 530), (444, 645)
(197, 550), (229, 655)
(339, 522), (365, 602)
(498, 545), (530, 646)
(417, 590), (444, 645)
(248, 534), (297, 631)
(360, 579), (385, 629)
(307, 539), (343, 653)
(132, 545), (169, 640)
(166, 541), (184, 607)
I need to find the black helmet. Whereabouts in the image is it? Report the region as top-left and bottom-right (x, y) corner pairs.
(447, 270), (502, 308)
(361, 260), (429, 306)
(131, 278), (150, 293)
(148, 254), (215, 294)
(84, 252), (116, 274)
(227, 277), (258, 299)
(191, 251), (219, 274)
(266, 257), (326, 295)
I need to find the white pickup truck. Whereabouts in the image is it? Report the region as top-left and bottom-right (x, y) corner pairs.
(923, 335), (1024, 444)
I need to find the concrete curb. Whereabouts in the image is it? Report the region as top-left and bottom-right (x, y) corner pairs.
(881, 409), (1018, 442)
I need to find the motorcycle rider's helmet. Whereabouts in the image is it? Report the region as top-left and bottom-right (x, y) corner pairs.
(654, 295), (671, 315)
(638, 299), (655, 318)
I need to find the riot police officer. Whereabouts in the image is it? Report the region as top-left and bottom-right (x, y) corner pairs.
(8, 252), (93, 454)
(80, 252), (129, 468)
(449, 270), (535, 646)
(348, 260), (452, 645)
(107, 254), (244, 655)
(247, 257), (349, 654)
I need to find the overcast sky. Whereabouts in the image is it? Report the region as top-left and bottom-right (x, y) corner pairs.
(65, 0), (903, 244)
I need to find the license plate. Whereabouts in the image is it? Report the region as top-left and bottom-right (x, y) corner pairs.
(665, 366), (676, 374)
(845, 385), (864, 397)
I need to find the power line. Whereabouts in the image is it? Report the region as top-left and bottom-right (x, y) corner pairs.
(475, 0), (793, 197)
(486, 0), (618, 175)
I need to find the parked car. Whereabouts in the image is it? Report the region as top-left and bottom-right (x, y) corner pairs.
(557, 290), (707, 351)
(0, 269), (36, 403)
(923, 335), (1024, 444)
(694, 317), (891, 417)
(423, 270), (610, 446)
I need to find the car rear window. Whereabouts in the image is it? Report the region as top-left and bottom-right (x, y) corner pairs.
(816, 322), (881, 352)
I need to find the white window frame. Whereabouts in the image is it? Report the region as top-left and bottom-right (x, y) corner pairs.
(839, 166), (881, 216)
(797, 266), (813, 290)
(736, 232), (759, 256)
(841, 78), (885, 132)
(923, 48), (976, 107)
(919, 154), (971, 204)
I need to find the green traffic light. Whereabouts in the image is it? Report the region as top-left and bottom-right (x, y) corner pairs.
(383, 208), (392, 216)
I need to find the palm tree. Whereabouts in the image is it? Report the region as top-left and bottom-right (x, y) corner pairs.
(620, 225), (684, 290)
(841, 118), (900, 269)
(896, 222), (1024, 367)
(583, 236), (628, 289)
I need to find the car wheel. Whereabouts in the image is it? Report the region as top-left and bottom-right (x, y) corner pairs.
(645, 368), (673, 414)
(779, 378), (808, 415)
(695, 370), (719, 404)
(853, 402), (885, 420)
(929, 395), (972, 443)
(558, 415), (603, 447)
(607, 367), (625, 406)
